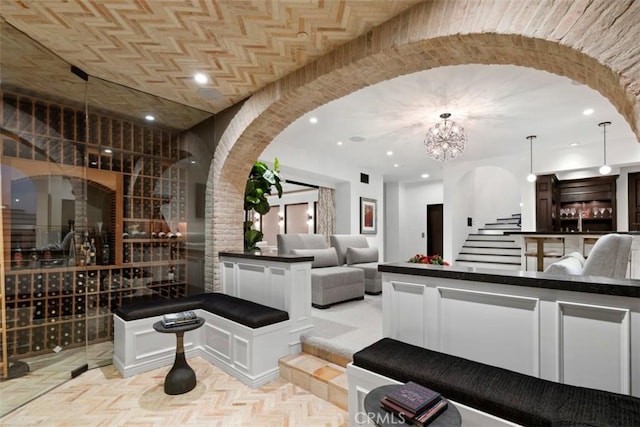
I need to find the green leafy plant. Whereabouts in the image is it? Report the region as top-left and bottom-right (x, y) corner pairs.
(244, 158), (283, 251)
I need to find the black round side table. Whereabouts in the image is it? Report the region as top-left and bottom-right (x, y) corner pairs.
(152, 318), (205, 395)
(364, 384), (461, 427)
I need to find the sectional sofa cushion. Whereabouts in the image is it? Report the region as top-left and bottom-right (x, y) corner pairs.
(346, 247), (378, 265)
(330, 234), (370, 265)
(291, 247), (339, 268)
(311, 266), (364, 289)
(278, 233), (328, 255)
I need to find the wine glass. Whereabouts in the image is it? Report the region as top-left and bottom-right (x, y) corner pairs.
(592, 207), (598, 218)
(570, 208), (576, 218)
(599, 208), (605, 218)
(607, 207), (613, 217)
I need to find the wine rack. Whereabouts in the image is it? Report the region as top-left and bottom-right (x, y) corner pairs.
(1, 90), (188, 368)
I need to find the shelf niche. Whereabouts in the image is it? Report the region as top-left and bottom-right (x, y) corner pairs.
(535, 174), (618, 232)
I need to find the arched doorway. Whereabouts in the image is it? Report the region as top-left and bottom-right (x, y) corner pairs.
(207, 1), (640, 290)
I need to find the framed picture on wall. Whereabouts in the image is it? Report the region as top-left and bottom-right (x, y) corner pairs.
(360, 197), (377, 234)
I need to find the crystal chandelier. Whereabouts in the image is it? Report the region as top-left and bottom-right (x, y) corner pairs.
(424, 113), (467, 161)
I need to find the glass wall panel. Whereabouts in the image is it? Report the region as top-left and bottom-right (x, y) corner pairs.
(1, 20), (212, 415)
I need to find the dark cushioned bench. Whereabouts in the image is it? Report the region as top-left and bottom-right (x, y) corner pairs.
(113, 292), (289, 328)
(113, 292), (292, 387)
(353, 338), (640, 426)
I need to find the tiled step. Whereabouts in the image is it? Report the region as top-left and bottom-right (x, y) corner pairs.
(279, 353), (348, 411)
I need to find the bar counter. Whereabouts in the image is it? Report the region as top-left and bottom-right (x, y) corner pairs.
(378, 262), (640, 397)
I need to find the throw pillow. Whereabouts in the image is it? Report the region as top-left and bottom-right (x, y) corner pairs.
(560, 251), (586, 266)
(544, 256), (583, 275)
(291, 247), (339, 268)
(346, 247), (378, 265)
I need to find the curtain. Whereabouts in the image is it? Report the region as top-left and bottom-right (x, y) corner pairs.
(316, 186), (335, 244)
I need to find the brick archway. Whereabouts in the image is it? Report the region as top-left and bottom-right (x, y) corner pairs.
(205, 1), (640, 290)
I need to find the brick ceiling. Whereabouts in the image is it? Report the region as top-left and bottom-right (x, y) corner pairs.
(0, 0), (421, 129)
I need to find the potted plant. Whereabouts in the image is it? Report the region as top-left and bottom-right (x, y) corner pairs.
(243, 158), (283, 252)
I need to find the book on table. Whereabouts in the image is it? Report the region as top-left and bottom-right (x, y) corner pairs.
(413, 398), (448, 426)
(384, 381), (442, 415)
(379, 382), (446, 425)
(161, 310), (198, 327)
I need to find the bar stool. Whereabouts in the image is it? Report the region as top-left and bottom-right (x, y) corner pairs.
(524, 237), (565, 271)
(582, 237), (599, 258)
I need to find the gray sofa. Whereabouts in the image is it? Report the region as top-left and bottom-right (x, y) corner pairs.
(330, 234), (382, 294)
(277, 234), (365, 308)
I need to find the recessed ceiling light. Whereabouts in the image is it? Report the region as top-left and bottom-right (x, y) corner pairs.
(194, 73), (208, 84)
(349, 136), (365, 142)
(387, 151), (393, 156)
(103, 149), (112, 154)
(145, 114), (155, 121)
(583, 108), (594, 116)
(337, 141), (343, 146)
(393, 163), (399, 168)
(421, 173), (430, 178)
(190, 160), (196, 164)
(309, 117), (318, 124)
(569, 142), (580, 147)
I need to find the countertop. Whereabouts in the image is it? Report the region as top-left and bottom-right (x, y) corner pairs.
(219, 251), (313, 263)
(378, 262), (640, 298)
(505, 231), (640, 235)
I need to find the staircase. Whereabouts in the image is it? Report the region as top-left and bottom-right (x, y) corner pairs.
(455, 214), (523, 270)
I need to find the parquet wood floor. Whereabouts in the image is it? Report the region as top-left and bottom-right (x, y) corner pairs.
(1, 356), (347, 426)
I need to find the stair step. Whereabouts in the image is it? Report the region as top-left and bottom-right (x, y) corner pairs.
(455, 260), (523, 270)
(279, 353), (347, 411)
(457, 253), (521, 263)
(461, 246), (522, 255)
(465, 240), (520, 249)
(477, 228), (521, 235)
(496, 219), (521, 225)
(467, 233), (517, 241)
(484, 222), (521, 228)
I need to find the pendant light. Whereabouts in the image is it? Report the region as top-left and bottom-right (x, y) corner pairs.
(598, 121), (611, 175)
(526, 135), (537, 182)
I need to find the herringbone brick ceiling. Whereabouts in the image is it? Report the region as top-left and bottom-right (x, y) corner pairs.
(1, 0), (421, 128)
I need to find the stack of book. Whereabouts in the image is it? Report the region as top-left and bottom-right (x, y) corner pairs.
(380, 381), (448, 426)
(161, 311), (199, 328)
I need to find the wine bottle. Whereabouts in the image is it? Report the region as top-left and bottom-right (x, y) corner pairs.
(83, 232), (91, 266)
(67, 220), (77, 267)
(88, 238), (97, 265)
(101, 231), (110, 265)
